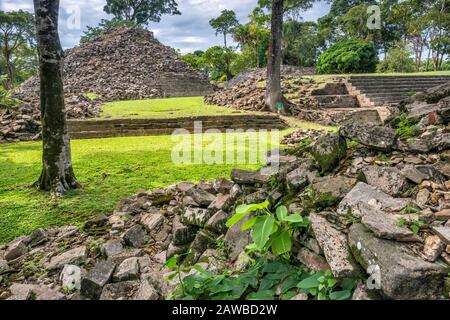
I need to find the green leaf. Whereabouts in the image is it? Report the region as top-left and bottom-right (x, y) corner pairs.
(327, 278), (337, 288)
(253, 216), (275, 249)
(297, 273), (322, 289)
(317, 292), (328, 300)
(241, 217), (256, 231)
(271, 230), (292, 256)
(165, 255), (179, 269)
(246, 290), (275, 300)
(329, 290), (352, 300)
(276, 206), (288, 221)
(164, 272), (178, 281)
(192, 264), (211, 276)
(283, 213), (304, 223)
(410, 224), (419, 235)
(226, 201), (269, 228)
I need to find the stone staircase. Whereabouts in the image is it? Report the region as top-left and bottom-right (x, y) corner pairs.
(68, 114), (288, 140)
(346, 75), (450, 107)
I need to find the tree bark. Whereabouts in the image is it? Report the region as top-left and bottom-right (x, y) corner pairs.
(33, 0), (80, 196)
(265, 0), (290, 115)
(2, 36), (14, 89)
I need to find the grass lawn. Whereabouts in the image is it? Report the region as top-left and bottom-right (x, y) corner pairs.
(0, 132), (286, 244)
(98, 97), (253, 119)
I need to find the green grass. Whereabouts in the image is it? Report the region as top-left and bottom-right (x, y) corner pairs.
(97, 97), (253, 120)
(0, 132), (284, 244)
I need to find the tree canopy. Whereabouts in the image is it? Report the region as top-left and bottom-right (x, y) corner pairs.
(104, 0), (180, 25)
(0, 10), (36, 88)
(209, 10), (240, 49)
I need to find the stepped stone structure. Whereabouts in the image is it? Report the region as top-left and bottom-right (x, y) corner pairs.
(0, 27), (216, 143)
(67, 114), (288, 140)
(346, 76), (450, 108)
(20, 27), (215, 100)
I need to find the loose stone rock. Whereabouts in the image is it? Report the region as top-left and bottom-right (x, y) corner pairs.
(186, 188), (216, 207)
(101, 239), (124, 258)
(123, 225), (146, 248)
(205, 210), (229, 234)
(141, 213), (164, 232)
(416, 189), (431, 207)
(296, 247), (330, 272)
(7, 283), (65, 300)
(348, 223), (448, 299)
(4, 238), (28, 261)
(312, 175), (357, 200)
(431, 226), (450, 244)
(100, 281), (139, 300)
(362, 166), (409, 196)
(45, 246), (88, 271)
(181, 207), (212, 227)
(435, 209), (450, 221)
(171, 215), (197, 245)
(230, 169), (270, 185)
(339, 122), (398, 151)
(224, 215), (252, 262)
(113, 257), (139, 282)
(309, 213), (360, 278)
(310, 133), (347, 173)
(337, 182), (410, 219)
(423, 235), (445, 262)
(81, 260), (116, 300)
(401, 165), (429, 184)
(360, 205), (420, 242)
(134, 279), (159, 300)
(60, 264), (83, 291)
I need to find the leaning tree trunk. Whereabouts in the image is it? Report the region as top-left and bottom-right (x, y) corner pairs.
(265, 0), (290, 115)
(33, 0), (80, 196)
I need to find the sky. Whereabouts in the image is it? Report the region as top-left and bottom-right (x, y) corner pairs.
(1, 0), (331, 54)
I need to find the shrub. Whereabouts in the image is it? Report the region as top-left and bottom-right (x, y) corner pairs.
(377, 43), (415, 73)
(317, 39), (378, 74)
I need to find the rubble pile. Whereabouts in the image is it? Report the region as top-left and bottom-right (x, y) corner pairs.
(20, 27), (215, 101)
(205, 74), (363, 125)
(1, 27), (216, 143)
(1, 82), (449, 300)
(0, 94), (100, 143)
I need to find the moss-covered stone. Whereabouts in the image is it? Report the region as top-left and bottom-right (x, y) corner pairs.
(310, 133), (347, 173)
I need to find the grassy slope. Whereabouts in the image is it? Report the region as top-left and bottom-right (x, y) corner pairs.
(98, 97), (254, 119)
(0, 132), (286, 243)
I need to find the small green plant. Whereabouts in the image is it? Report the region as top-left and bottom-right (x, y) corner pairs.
(0, 83), (19, 108)
(165, 255), (356, 300)
(215, 239), (231, 261)
(397, 217), (426, 235)
(399, 203), (421, 215)
(394, 113), (422, 140)
(226, 201), (309, 258)
(297, 270), (356, 300)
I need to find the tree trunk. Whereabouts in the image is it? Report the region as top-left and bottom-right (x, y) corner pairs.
(265, 0), (290, 115)
(2, 36), (14, 90)
(223, 32), (227, 49)
(33, 0), (80, 196)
